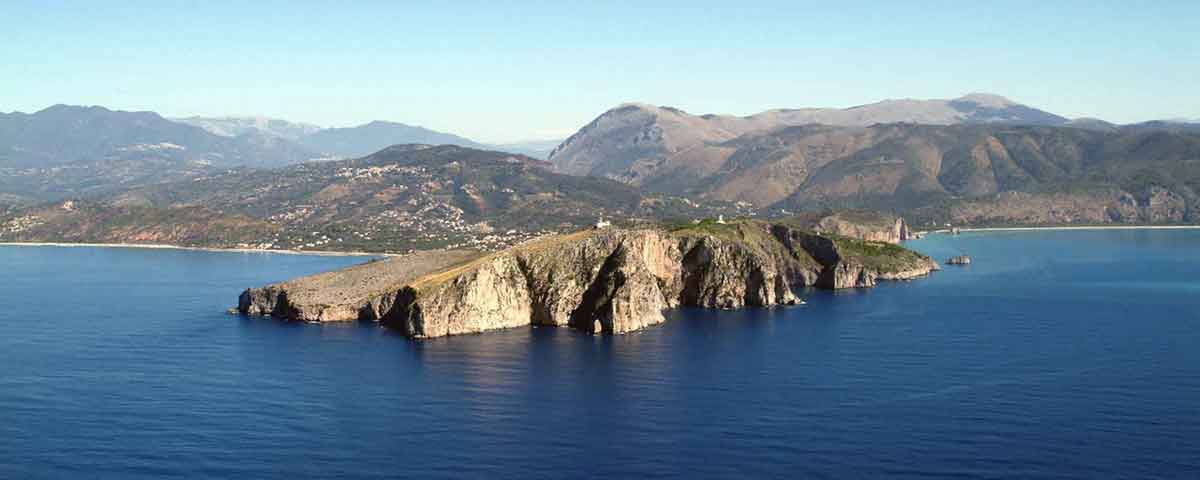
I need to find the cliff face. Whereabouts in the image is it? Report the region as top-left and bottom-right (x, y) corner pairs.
(236, 249), (481, 322)
(783, 210), (911, 244)
(939, 186), (1193, 226)
(238, 221), (938, 338)
(385, 255), (534, 337)
(819, 215), (910, 243)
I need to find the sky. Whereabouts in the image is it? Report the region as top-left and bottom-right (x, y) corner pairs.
(2, 1), (1198, 143)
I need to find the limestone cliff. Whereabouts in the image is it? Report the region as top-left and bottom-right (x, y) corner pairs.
(238, 220), (938, 338)
(783, 210), (911, 244)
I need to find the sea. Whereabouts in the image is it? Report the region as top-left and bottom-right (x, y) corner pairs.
(1, 230), (1198, 479)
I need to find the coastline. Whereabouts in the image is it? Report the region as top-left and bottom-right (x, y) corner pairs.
(0, 241), (389, 257)
(921, 225), (1200, 235)
(238, 222), (938, 337)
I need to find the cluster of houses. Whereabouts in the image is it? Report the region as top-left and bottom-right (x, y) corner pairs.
(0, 214), (43, 237)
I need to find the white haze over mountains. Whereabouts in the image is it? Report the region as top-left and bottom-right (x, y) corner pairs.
(695, 93), (1066, 130)
(174, 116), (322, 141)
(178, 116), (562, 159)
(7, 93), (1192, 172)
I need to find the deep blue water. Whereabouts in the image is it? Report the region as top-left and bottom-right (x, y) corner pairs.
(2, 231), (1199, 479)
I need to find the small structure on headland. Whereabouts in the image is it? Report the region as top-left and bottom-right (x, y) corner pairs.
(716, 215), (726, 224)
(946, 255), (971, 265)
(594, 216), (611, 229)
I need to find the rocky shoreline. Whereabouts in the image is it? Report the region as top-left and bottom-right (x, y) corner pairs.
(238, 220), (939, 338)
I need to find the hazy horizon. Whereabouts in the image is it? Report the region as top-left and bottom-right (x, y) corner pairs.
(3, 1), (1197, 143)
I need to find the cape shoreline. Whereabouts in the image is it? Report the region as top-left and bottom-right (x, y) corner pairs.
(238, 221), (941, 339)
(920, 225), (1200, 235)
(4, 224), (1195, 254)
(0, 241), (388, 257)
(6, 224), (1198, 256)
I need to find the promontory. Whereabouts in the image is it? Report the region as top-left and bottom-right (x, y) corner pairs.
(237, 218), (938, 338)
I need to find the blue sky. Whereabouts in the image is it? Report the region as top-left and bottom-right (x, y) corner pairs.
(2, 1), (1197, 142)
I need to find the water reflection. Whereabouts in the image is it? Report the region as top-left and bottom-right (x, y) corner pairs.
(7, 237), (1199, 478)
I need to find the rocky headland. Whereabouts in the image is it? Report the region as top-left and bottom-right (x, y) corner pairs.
(238, 219), (939, 338)
(782, 210), (912, 243)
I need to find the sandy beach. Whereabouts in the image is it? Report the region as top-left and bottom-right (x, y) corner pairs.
(0, 241), (389, 257)
(969, 225), (1195, 232)
(916, 225), (1200, 237)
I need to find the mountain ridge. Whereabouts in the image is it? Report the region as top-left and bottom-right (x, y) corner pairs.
(0, 104), (314, 169)
(295, 120), (484, 158)
(174, 116), (322, 140)
(547, 93), (1073, 182)
(0, 144), (752, 252)
(0, 105), (560, 204)
(546, 97), (1200, 227)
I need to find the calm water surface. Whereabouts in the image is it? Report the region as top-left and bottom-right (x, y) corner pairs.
(2, 231), (1199, 479)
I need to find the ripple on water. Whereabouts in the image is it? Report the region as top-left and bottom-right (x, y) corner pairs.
(1, 233), (1199, 479)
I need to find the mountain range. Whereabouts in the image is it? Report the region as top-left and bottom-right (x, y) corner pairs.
(178, 116), (562, 159)
(0, 105), (310, 169)
(2, 93), (1198, 244)
(547, 94), (1200, 226)
(549, 93), (1071, 180)
(0, 105), (544, 169)
(0, 105), (564, 206)
(173, 116), (323, 140)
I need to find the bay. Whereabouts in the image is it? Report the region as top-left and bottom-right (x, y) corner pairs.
(1, 230), (1198, 478)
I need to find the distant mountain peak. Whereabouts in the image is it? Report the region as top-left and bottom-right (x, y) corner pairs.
(296, 120), (483, 158)
(38, 104), (110, 114)
(356, 120), (449, 132)
(954, 93), (1017, 108)
(35, 104), (167, 121)
(606, 102), (699, 117)
(174, 116), (322, 141)
(549, 93), (1072, 185)
(0, 104), (314, 169)
(609, 102), (665, 115)
(614, 102), (656, 110)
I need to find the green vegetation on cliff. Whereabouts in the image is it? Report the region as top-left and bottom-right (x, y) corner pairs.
(240, 221), (939, 339)
(829, 235), (929, 272)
